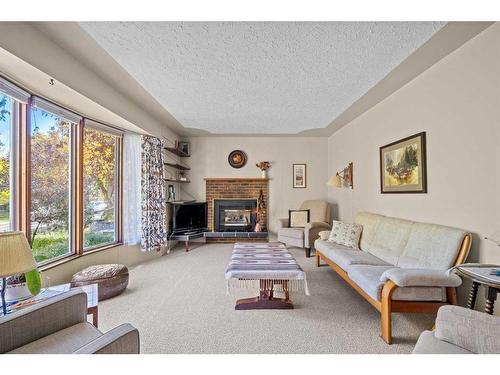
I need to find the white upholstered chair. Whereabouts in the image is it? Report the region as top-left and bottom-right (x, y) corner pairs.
(277, 200), (331, 257)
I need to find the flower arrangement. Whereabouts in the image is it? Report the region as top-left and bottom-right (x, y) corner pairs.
(256, 161), (271, 171)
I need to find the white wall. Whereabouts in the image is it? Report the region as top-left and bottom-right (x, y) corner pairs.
(327, 24), (500, 308)
(183, 137), (328, 232)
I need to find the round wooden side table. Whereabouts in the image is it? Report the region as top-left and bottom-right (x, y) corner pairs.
(455, 264), (500, 315)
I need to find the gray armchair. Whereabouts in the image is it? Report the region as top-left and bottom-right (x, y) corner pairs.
(0, 289), (139, 354)
(277, 200), (331, 257)
(413, 305), (500, 354)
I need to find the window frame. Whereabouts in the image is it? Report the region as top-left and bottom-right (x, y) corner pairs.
(28, 105), (77, 264)
(0, 94), (18, 233)
(81, 121), (123, 252)
(0, 76), (124, 266)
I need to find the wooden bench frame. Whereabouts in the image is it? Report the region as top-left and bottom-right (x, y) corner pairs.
(315, 234), (472, 344)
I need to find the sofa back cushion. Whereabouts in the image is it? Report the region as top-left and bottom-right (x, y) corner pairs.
(355, 213), (412, 265)
(355, 212), (468, 269)
(397, 223), (467, 269)
(300, 200), (330, 223)
(354, 212), (381, 249)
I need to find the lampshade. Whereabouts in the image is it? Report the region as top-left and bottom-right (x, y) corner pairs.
(327, 174), (342, 188)
(0, 231), (36, 278)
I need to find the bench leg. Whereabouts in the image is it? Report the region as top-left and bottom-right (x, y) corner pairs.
(381, 281), (397, 344)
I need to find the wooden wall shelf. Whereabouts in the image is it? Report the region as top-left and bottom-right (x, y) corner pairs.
(164, 178), (190, 184)
(164, 147), (190, 157)
(164, 162), (190, 171)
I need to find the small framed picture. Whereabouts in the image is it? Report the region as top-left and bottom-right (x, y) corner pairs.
(380, 132), (427, 193)
(176, 141), (190, 156)
(293, 164), (307, 188)
(289, 209), (310, 228)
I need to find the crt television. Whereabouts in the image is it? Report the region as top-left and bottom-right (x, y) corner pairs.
(171, 202), (207, 234)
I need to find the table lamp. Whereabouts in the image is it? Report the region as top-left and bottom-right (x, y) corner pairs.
(0, 232), (36, 315)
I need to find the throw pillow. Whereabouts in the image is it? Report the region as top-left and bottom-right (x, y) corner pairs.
(288, 209), (310, 228)
(328, 220), (362, 249)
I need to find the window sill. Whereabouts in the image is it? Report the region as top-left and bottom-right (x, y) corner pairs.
(39, 242), (123, 272)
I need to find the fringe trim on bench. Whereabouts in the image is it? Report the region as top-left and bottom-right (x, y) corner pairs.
(226, 278), (310, 296)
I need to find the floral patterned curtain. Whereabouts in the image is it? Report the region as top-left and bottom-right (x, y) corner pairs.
(141, 136), (167, 251)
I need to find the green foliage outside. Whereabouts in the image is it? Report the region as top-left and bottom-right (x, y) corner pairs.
(32, 231), (115, 263)
(0, 96), (10, 223)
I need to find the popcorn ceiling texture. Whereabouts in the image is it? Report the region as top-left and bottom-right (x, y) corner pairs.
(80, 22), (444, 134)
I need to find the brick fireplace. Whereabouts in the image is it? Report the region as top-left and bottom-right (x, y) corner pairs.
(205, 178), (268, 242)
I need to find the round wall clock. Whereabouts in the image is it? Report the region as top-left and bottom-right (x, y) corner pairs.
(228, 150), (247, 168)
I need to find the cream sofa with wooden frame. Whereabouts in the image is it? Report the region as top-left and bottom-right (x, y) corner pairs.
(315, 212), (471, 345)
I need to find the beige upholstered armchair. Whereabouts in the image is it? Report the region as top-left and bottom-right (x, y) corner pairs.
(0, 289), (139, 354)
(277, 200), (331, 257)
(413, 305), (500, 354)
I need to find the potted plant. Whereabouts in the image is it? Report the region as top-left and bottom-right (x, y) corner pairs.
(5, 270), (42, 302)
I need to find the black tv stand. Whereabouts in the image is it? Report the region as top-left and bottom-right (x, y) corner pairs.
(169, 230), (206, 252)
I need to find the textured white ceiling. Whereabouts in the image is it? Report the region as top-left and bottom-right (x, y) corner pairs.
(80, 22), (445, 134)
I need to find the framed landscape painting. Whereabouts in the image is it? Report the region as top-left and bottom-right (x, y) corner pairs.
(380, 132), (427, 193)
(293, 164), (307, 188)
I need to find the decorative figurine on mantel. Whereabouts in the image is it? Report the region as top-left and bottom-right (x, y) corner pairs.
(256, 161), (271, 178)
(255, 189), (267, 232)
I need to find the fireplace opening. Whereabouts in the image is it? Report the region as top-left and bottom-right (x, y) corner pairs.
(224, 209), (252, 227)
(214, 199), (257, 232)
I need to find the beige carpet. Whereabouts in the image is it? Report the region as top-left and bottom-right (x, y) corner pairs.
(99, 242), (435, 353)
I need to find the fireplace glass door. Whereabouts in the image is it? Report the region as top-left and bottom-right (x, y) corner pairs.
(214, 199), (257, 232)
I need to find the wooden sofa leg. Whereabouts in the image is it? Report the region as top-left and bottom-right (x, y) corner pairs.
(315, 252), (321, 267)
(304, 247), (311, 258)
(446, 287), (457, 305)
(381, 281), (397, 345)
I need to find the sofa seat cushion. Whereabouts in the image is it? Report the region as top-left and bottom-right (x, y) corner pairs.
(8, 322), (102, 354)
(315, 240), (390, 271)
(277, 227), (304, 240)
(347, 265), (447, 302)
(413, 331), (473, 354)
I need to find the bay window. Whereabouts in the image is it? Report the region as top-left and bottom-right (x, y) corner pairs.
(0, 76), (123, 265)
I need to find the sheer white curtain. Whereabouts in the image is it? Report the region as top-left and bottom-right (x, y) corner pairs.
(123, 133), (142, 245)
